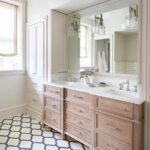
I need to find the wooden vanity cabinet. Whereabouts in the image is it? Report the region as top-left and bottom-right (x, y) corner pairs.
(64, 89), (95, 148)
(95, 96), (144, 150)
(42, 84), (64, 136)
(42, 86), (144, 150)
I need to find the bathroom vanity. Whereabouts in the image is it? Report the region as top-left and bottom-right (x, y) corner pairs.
(42, 82), (144, 150)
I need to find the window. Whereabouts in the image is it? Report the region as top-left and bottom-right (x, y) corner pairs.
(0, 1), (23, 71)
(80, 24), (92, 68)
(80, 25), (88, 58)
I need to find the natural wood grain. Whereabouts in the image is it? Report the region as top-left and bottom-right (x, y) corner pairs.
(95, 96), (134, 119)
(45, 96), (60, 113)
(65, 101), (93, 120)
(95, 131), (132, 150)
(43, 109), (61, 129)
(65, 89), (94, 109)
(65, 123), (92, 144)
(96, 112), (133, 145)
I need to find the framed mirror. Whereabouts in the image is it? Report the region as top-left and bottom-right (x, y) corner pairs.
(67, 0), (139, 76)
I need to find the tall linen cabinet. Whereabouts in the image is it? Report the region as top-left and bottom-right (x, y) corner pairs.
(26, 10), (67, 119)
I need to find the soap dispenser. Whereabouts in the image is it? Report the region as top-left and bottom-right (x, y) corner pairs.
(83, 74), (90, 84)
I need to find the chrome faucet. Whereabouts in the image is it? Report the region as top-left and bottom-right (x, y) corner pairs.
(119, 80), (130, 91)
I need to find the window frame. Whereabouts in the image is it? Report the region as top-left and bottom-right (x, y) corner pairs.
(80, 24), (88, 58)
(0, 1), (18, 56)
(0, 0), (26, 73)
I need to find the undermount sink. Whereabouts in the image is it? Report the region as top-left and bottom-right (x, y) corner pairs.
(104, 89), (137, 98)
(54, 80), (76, 85)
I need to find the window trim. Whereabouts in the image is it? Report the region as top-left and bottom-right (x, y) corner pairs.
(80, 24), (88, 58)
(0, 0), (26, 72)
(0, 1), (18, 56)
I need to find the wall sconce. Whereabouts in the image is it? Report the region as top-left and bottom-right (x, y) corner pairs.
(93, 14), (105, 35)
(126, 5), (138, 30)
(68, 16), (80, 38)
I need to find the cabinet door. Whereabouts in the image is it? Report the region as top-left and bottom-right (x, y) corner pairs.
(27, 19), (46, 78)
(27, 25), (36, 75)
(36, 22), (44, 77)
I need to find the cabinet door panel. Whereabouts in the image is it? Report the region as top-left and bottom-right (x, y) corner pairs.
(36, 22), (44, 77)
(28, 26), (36, 74)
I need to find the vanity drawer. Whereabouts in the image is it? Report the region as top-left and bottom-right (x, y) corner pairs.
(96, 132), (132, 150)
(44, 85), (61, 98)
(65, 112), (92, 130)
(65, 101), (93, 120)
(96, 113), (133, 145)
(65, 123), (91, 144)
(44, 96), (60, 112)
(95, 96), (133, 119)
(65, 89), (93, 108)
(43, 110), (60, 129)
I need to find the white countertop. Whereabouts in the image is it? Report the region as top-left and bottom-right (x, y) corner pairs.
(44, 81), (144, 105)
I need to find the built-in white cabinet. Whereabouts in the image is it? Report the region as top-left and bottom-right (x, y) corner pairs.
(26, 10), (67, 119)
(27, 10), (67, 81)
(47, 10), (67, 81)
(27, 18), (46, 79)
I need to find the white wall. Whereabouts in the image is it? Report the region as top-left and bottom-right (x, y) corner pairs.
(0, 72), (26, 120)
(27, 0), (72, 22)
(0, 73), (25, 109)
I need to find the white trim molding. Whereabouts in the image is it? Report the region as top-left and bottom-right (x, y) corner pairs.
(0, 104), (27, 122)
(141, 0), (150, 150)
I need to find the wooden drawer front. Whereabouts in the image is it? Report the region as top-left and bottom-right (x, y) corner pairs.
(45, 96), (60, 112)
(65, 123), (91, 144)
(44, 85), (61, 98)
(96, 132), (132, 150)
(65, 112), (92, 130)
(43, 110), (60, 129)
(65, 102), (93, 120)
(95, 97), (133, 119)
(96, 113), (133, 145)
(65, 89), (93, 108)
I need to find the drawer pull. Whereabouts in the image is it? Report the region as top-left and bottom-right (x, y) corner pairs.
(79, 121), (83, 125)
(47, 89), (59, 94)
(79, 110), (83, 113)
(32, 98), (37, 102)
(51, 104), (57, 107)
(73, 95), (83, 99)
(106, 124), (120, 131)
(123, 108), (129, 112)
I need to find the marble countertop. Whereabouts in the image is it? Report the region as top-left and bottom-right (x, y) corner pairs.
(44, 81), (144, 105)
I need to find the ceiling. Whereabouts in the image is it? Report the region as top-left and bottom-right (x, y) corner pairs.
(48, 0), (108, 14)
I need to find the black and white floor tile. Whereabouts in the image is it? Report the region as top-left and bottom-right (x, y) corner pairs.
(0, 114), (86, 150)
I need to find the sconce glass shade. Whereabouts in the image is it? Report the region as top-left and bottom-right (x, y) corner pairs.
(125, 5), (138, 30)
(93, 14), (105, 35)
(93, 24), (105, 35)
(68, 18), (80, 38)
(126, 15), (138, 29)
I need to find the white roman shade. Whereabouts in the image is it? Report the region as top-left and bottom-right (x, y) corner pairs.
(0, 1), (17, 56)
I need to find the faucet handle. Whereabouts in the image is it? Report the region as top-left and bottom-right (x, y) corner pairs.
(134, 85), (138, 92)
(119, 83), (123, 90)
(127, 79), (129, 84)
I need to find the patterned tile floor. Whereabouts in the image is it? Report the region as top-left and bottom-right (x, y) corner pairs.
(0, 114), (86, 150)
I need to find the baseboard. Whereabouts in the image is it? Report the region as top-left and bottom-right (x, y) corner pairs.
(27, 105), (42, 122)
(0, 104), (27, 122)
